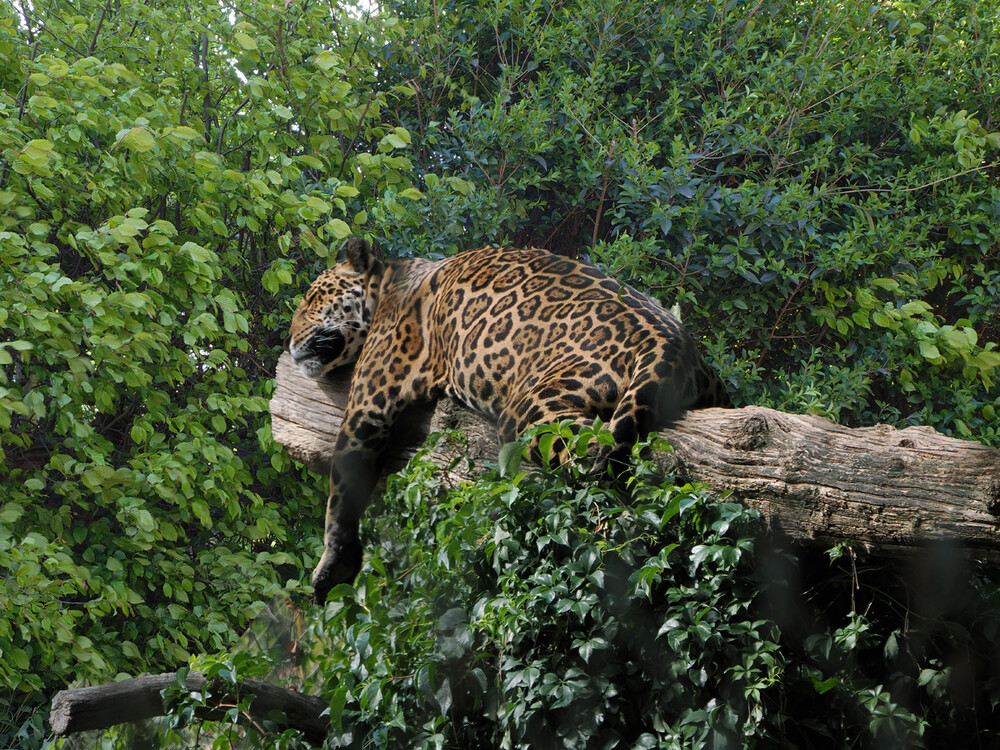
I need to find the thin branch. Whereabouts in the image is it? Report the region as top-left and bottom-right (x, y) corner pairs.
(36, 24), (87, 58)
(88, 0), (110, 55)
(17, 0), (36, 44)
(217, 97), (251, 154)
(591, 141), (616, 249)
(834, 165), (992, 196)
(336, 93), (373, 180)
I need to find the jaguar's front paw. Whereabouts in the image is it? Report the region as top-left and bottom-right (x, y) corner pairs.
(311, 523), (363, 604)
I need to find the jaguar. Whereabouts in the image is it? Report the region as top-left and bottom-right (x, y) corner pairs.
(288, 238), (731, 603)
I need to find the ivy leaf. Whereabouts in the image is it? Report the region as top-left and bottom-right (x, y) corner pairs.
(498, 441), (524, 477)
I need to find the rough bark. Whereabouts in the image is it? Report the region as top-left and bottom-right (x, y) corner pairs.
(49, 671), (328, 746)
(271, 352), (1000, 561)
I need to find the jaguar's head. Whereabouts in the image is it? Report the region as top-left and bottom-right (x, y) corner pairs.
(288, 238), (383, 379)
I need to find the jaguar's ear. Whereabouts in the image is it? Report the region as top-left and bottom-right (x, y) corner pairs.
(336, 237), (383, 273)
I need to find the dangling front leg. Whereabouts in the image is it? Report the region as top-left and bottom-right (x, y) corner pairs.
(311, 422), (385, 604)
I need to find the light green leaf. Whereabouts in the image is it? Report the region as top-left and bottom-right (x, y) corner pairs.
(181, 241), (217, 264)
(46, 57), (70, 77)
(970, 351), (1000, 371)
(305, 196), (332, 214)
(164, 126), (202, 142)
(0, 503), (24, 524)
(446, 176), (474, 195)
(234, 31), (258, 50)
(314, 50), (339, 70)
(14, 139), (55, 176)
(918, 341), (941, 361)
(326, 219), (351, 239)
(117, 127), (157, 152)
(871, 311), (896, 329)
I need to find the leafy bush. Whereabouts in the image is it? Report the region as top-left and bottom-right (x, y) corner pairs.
(144, 429), (1000, 748)
(0, 0), (418, 740)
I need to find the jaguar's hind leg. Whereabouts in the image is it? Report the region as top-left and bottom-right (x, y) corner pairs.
(599, 354), (699, 471)
(498, 376), (618, 471)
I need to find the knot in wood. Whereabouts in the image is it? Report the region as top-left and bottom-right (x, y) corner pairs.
(726, 414), (770, 451)
(987, 479), (1000, 517)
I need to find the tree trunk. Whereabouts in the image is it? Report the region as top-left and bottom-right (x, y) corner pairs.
(270, 352), (1000, 561)
(49, 671), (328, 746)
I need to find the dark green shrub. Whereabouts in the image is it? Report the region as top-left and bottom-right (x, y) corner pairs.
(140, 429), (1000, 748)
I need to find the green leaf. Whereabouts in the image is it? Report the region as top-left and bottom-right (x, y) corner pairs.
(3, 340), (34, 352)
(164, 126), (202, 142)
(14, 139), (55, 176)
(435, 678), (453, 716)
(0, 503), (24, 524)
(918, 341), (941, 361)
(378, 128), (412, 151)
(234, 31), (258, 50)
(42, 58), (70, 80)
(498, 441), (524, 477)
(326, 219), (351, 239)
(116, 127), (157, 152)
(446, 176), (474, 195)
(812, 677), (840, 694)
(871, 310), (896, 329)
(970, 351), (1000, 370)
(314, 50), (339, 70)
(181, 241), (217, 264)
(215, 289), (239, 314)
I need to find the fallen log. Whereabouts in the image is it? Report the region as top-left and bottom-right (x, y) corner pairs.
(270, 351), (1000, 561)
(49, 671), (328, 746)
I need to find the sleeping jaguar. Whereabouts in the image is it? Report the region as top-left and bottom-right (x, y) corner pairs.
(288, 238), (731, 603)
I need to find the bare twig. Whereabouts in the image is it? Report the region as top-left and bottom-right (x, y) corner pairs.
(217, 97), (251, 154)
(88, 0), (110, 55)
(834, 165), (992, 196)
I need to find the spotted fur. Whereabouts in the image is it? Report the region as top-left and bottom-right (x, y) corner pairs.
(289, 238), (731, 602)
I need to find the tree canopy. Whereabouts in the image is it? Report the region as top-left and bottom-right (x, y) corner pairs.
(1, 0), (999, 746)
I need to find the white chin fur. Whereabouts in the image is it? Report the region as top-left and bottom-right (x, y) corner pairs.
(297, 358), (330, 379)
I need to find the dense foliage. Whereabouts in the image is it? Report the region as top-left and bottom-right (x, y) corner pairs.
(0, 0), (415, 741)
(2, 0), (999, 746)
(122, 431), (1000, 748)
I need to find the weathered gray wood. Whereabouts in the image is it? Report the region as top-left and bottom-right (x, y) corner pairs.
(660, 409), (1000, 560)
(50, 671), (329, 745)
(270, 351), (1000, 561)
